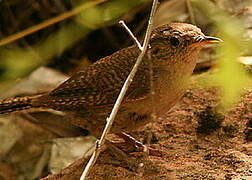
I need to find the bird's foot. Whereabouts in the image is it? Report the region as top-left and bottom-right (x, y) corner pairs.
(116, 132), (163, 156)
(106, 140), (138, 171)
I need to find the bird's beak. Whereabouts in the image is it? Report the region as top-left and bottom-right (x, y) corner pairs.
(191, 35), (223, 47)
(202, 36), (223, 44)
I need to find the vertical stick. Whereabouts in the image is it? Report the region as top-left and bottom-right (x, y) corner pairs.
(186, 0), (196, 24)
(80, 0), (159, 179)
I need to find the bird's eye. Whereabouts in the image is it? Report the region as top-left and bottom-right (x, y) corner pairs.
(170, 37), (180, 46)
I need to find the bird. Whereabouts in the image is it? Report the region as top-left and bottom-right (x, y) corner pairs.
(0, 23), (221, 138)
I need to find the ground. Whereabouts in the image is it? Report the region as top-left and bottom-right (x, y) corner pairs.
(41, 74), (252, 180)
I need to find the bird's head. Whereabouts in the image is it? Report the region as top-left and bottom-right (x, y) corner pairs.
(149, 23), (221, 66)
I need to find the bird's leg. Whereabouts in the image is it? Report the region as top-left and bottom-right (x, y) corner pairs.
(105, 140), (138, 171)
(116, 132), (163, 156)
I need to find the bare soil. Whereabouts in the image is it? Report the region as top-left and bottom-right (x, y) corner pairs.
(1, 73), (252, 180)
(85, 75), (252, 180)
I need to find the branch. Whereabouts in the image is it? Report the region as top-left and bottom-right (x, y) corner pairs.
(0, 0), (107, 46)
(186, 0), (196, 24)
(119, 20), (143, 50)
(80, 0), (159, 179)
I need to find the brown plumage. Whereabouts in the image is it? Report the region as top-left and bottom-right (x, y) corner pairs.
(0, 23), (221, 137)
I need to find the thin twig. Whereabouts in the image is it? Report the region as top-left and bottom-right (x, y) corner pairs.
(79, 0), (159, 179)
(119, 20), (143, 50)
(146, 48), (156, 145)
(186, 0), (196, 25)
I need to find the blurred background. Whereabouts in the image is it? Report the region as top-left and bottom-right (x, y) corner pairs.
(1, 0), (252, 106)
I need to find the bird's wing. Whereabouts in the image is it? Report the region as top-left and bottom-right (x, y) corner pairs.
(37, 46), (151, 111)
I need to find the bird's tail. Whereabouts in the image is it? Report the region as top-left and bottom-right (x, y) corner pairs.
(0, 95), (42, 114)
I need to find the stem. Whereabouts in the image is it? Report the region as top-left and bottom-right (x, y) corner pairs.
(119, 20), (143, 50)
(80, 0), (159, 179)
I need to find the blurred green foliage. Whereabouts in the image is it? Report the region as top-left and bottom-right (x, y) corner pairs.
(0, 23), (89, 80)
(0, 0), (150, 83)
(77, 0), (150, 28)
(193, 0), (251, 109)
(1, 0), (251, 110)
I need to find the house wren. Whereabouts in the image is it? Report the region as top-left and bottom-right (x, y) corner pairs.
(0, 23), (221, 137)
